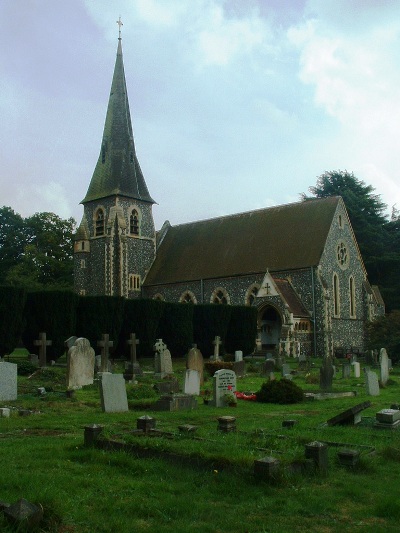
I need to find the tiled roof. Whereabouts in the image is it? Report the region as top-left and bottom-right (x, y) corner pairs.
(274, 278), (310, 317)
(82, 39), (155, 205)
(144, 197), (340, 285)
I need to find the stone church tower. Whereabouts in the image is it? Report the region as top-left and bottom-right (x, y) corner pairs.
(74, 35), (156, 298)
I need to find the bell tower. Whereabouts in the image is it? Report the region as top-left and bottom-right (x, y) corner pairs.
(74, 21), (156, 297)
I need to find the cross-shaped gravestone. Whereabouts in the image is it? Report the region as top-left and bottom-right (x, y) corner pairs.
(213, 336), (222, 361)
(97, 334), (113, 373)
(127, 333), (140, 366)
(154, 338), (167, 354)
(34, 332), (52, 367)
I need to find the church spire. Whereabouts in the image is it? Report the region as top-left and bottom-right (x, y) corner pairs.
(82, 26), (155, 205)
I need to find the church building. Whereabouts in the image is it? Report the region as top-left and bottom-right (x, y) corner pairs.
(74, 35), (384, 358)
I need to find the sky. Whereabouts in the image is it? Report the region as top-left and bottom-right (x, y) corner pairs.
(1, 0), (400, 230)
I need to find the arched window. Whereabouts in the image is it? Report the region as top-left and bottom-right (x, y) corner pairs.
(130, 209), (139, 235)
(333, 273), (340, 317)
(179, 290), (197, 304)
(349, 276), (356, 318)
(211, 287), (230, 305)
(95, 208), (105, 236)
(153, 293), (164, 301)
(245, 284), (260, 306)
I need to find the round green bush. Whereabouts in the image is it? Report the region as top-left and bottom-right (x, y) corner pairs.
(17, 360), (38, 376)
(256, 378), (304, 404)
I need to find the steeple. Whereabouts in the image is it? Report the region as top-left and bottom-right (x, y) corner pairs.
(82, 33), (155, 205)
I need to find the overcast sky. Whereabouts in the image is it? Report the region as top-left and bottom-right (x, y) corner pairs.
(1, 0), (400, 229)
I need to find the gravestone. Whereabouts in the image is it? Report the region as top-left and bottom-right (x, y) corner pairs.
(352, 361), (361, 378)
(154, 339), (173, 377)
(186, 344), (204, 385)
(154, 377), (180, 394)
(29, 354), (39, 366)
(125, 333), (142, 378)
(34, 332), (52, 367)
(233, 360), (245, 378)
(0, 408), (11, 417)
(95, 354), (112, 373)
(64, 336), (78, 352)
(235, 350), (243, 362)
(212, 336), (222, 361)
(66, 338), (95, 389)
(97, 334), (113, 374)
(100, 373), (128, 413)
(364, 369), (380, 396)
(326, 401), (371, 426)
(319, 357), (334, 391)
(379, 348), (389, 386)
(342, 362), (351, 379)
(282, 363), (291, 378)
(261, 359), (275, 376)
(213, 369), (236, 407)
(184, 369), (200, 395)
(154, 393), (197, 412)
(0, 362), (17, 401)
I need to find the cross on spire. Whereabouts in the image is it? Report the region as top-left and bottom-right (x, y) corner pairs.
(116, 16), (123, 39)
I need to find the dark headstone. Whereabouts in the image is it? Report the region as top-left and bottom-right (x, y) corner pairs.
(137, 415), (156, 432)
(254, 456), (280, 480)
(217, 415), (236, 432)
(155, 377), (180, 394)
(305, 441), (328, 472)
(233, 360), (245, 378)
(326, 401), (371, 426)
(282, 419), (297, 428)
(337, 449), (360, 467)
(261, 359), (275, 376)
(319, 357), (334, 391)
(84, 424), (104, 446)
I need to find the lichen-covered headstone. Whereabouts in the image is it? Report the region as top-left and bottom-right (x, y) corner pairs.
(186, 345), (204, 385)
(0, 362), (17, 401)
(66, 338), (95, 389)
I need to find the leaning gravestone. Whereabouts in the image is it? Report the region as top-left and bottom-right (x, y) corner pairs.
(213, 369), (236, 407)
(66, 338), (95, 389)
(184, 369), (201, 396)
(326, 401), (371, 426)
(0, 362), (17, 401)
(186, 344), (204, 385)
(364, 369), (380, 396)
(100, 374), (128, 413)
(380, 348), (389, 386)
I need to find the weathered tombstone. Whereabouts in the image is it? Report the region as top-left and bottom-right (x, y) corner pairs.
(100, 373), (128, 413)
(95, 354), (112, 373)
(213, 369), (236, 407)
(154, 393), (197, 411)
(217, 415), (236, 432)
(379, 348), (389, 386)
(125, 333), (142, 377)
(0, 362), (17, 401)
(233, 359), (245, 378)
(97, 334), (114, 374)
(282, 363), (291, 378)
(319, 357), (334, 391)
(66, 338), (95, 389)
(33, 332), (52, 367)
(154, 339), (173, 377)
(4, 498), (43, 530)
(337, 449), (360, 467)
(235, 350), (243, 362)
(29, 354), (39, 366)
(261, 359), (275, 376)
(186, 344), (204, 385)
(184, 369), (200, 396)
(352, 361), (361, 378)
(213, 336), (222, 361)
(364, 369), (380, 396)
(326, 401), (371, 426)
(342, 362), (351, 379)
(64, 336), (78, 352)
(254, 456), (280, 481)
(275, 355), (284, 370)
(375, 408), (400, 429)
(305, 441), (328, 472)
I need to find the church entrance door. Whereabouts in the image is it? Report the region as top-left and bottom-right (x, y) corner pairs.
(260, 306), (281, 350)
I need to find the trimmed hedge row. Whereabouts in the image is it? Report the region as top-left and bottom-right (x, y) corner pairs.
(5, 291), (257, 359)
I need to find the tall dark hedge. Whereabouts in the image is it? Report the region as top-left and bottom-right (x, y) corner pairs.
(225, 305), (257, 355)
(156, 302), (194, 356)
(76, 296), (125, 355)
(0, 286), (26, 356)
(117, 298), (165, 358)
(22, 290), (78, 360)
(193, 304), (232, 356)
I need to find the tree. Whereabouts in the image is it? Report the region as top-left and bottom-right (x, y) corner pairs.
(367, 311), (400, 363)
(0, 207), (75, 290)
(303, 171), (400, 311)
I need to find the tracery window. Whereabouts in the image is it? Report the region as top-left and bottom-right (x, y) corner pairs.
(179, 290), (197, 304)
(336, 241), (349, 269)
(95, 208), (105, 236)
(211, 287), (230, 305)
(129, 274), (141, 291)
(245, 284), (260, 306)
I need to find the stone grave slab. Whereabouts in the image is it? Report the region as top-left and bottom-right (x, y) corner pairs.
(213, 369), (236, 407)
(100, 373), (128, 413)
(184, 369), (200, 396)
(66, 338), (95, 389)
(326, 400), (371, 426)
(153, 394), (197, 412)
(0, 362), (17, 401)
(375, 408), (400, 429)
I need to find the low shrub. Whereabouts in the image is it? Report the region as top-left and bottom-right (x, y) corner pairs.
(17, 360), (38, 376)
(256, 378), (304, 404)
(126, 383), (158, 400)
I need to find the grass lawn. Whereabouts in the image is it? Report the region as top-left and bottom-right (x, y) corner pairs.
(1, 356), (400, 532)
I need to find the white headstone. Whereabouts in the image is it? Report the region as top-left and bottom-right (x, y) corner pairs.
(66, 338), (95, 389)
(184, 369), (201, 396)
(0, 362), (17, 401)
(365, 369), (380, 396)
(235, 351), (243, 362)
(100, 373), (129, 413)
(187, 345), (204, 385)
(0, 408), (10, 418)
(352, 361), (361, 378)
(213, 369), (236, 407)
(380, 348), (389, 386)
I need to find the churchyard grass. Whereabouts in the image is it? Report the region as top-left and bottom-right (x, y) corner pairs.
(1, 359), (400, 531)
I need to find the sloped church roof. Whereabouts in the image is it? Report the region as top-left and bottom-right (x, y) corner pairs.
(144, 197), (340, 286)
(81, 38), (154, 204)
